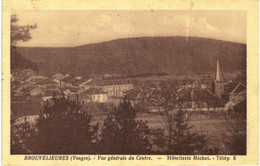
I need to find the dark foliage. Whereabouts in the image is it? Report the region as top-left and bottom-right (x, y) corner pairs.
(33, 96), (99, 154)
(223, 112), (246, 155)
(11, 14), (37, 47)
(11, 50), (38, 71)
(153, 109), (210, 155)
(11, 117), (36, 154)
(11, 95), (99, 154)
(151, 90), (213, 155)
(11, 14), (38, 72)
(98, 99), (152, 154)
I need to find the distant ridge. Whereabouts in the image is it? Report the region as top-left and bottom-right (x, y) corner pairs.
(15, 36), (246, 77)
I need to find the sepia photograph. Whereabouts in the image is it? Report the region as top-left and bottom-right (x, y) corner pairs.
(10, 10), (247, 155)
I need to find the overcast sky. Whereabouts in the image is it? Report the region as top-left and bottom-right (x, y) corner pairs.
(13, 10), (246, 47)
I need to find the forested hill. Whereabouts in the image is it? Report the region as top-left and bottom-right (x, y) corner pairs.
(15, 36), (246, 77)
(11, 49), (38, 72)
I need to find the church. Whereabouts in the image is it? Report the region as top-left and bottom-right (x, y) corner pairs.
(176, 60), (246, 110)
(212, 60), (246, 111)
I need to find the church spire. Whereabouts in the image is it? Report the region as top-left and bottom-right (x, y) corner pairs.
(215, 60), (223, 82)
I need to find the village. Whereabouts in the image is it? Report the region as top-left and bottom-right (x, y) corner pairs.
(11, 60), (246, 124)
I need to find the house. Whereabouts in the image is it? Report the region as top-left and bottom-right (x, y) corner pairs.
(69, 93), (92, 104)
(71, 77), (89, 87)
(60, 87), (80, 95)
(12, 69), (34, 82)
(20, 86), (35, 96)
(177, 88), (221, 108)
(222, 81), (238, 96)
(32, 78), (57, 88)
(60, 87), (71, 95)
(136, 99), (163, 113)
(60, 76), (78, 87)
(77, 86), (91, 94)
(147, 86), (176, 106)
(229, 83), (246, 104)
(60, 76), (87, 88)
(178, 81), (193, 89)
(29, 87), (44, 96)
(91, 81), (134, 98)
(123, 88), (163, 112)
(124, 88), (149, 105)
(52, 78), (61, 85)
(42, 89), (61, 101)
(225, 83), (246, 110)
(79, 87), (108, 103)
(200, 80), (212, 89)
(52, 73), (66, 80)
(107, 97), (122, 106)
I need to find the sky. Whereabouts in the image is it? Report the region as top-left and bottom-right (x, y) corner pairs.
(13, 10), (246, 47)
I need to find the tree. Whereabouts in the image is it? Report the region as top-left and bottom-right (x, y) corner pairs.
(11, 14), (37, 47)
(11, 14), (38, 71)
(12, 95), (99, 154)
(222, 111), (246, 155)
(164, 109), (209, 154)
(151, 91), (212, 154)
(11, 116), (36, 154)
(99, 98), (152, 154)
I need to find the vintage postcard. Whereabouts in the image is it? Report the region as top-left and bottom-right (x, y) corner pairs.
(2, 0), (259, 165)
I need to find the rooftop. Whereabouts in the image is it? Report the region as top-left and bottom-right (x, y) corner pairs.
(80, 87), (107, 95)
(230, 83), (246, 94)
(71, 78), (88, 86)
(124, 88), (148, 101)
(33, 78), (56, 85)
(177, 88), (219, 102)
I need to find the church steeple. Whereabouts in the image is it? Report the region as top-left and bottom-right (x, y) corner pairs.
(215, 60), (223, 82)
(214, 60), (224, 98)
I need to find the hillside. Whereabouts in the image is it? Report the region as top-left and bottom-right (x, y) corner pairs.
(11, 49), (38, 73)
(15, 36), (246, 77)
